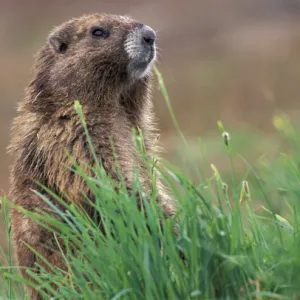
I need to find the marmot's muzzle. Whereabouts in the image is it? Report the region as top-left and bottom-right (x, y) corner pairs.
(124, 23), (157, 79)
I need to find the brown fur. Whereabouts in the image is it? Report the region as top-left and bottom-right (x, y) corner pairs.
(8, 13), (175, 299)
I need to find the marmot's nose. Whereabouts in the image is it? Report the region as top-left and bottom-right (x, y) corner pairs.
(141, 25), (156, 46)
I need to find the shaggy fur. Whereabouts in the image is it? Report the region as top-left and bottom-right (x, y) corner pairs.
(8, 13), (175, 299)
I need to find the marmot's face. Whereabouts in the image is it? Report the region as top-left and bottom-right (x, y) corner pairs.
(47, 14), (156, 92)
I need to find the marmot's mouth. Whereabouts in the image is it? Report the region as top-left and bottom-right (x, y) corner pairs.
(124, 24), (157, 79)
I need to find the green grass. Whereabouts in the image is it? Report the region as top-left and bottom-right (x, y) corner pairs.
(1, 70), (300, 299)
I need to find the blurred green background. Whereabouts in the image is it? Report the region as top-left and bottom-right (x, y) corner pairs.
(2, 0), (300, 245)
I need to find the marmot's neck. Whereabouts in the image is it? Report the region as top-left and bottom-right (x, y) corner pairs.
(26, 76), (151, 127)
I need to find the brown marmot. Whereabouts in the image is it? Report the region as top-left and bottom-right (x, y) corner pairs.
(8, 13), (175, 299)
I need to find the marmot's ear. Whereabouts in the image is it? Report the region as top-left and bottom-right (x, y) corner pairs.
(48, 27), (70, 54)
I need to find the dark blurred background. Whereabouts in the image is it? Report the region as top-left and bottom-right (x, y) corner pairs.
(2, 0), (300, 196)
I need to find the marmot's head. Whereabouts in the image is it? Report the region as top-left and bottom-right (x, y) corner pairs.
(30, 14), (157, 107)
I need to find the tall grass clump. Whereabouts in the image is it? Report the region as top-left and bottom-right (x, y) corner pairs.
(1, 70), (300, 299)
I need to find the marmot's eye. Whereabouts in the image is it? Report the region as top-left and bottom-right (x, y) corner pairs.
(91, 28), (109, 39)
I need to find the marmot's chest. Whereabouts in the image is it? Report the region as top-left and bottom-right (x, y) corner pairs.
(37, 118), (138, 197)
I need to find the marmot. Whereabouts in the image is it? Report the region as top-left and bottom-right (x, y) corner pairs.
(8, 13), (175, 299)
